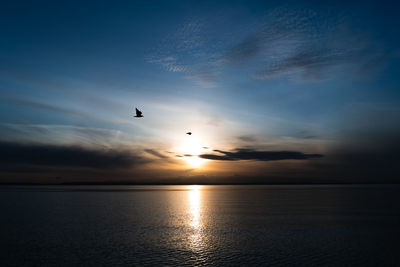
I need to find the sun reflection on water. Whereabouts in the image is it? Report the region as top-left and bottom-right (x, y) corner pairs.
(188, 185), (202, 228)
(187, 185), (203, 250)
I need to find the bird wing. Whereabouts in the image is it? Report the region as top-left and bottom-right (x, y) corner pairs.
(135, 108), (142, 116)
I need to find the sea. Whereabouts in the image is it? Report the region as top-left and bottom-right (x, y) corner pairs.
(0, 185), (399, 266)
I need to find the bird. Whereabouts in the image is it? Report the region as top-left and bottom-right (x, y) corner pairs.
(134, 108), (143, 118)
(186, 132), (192, 135)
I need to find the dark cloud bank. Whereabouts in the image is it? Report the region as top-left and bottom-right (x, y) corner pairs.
(0, 141), (143, 169)
(1, 140), (399, 184)
(200, 149), (323, 161)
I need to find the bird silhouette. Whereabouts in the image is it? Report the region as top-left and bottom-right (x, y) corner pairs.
(134, 108), (143, 118)
(186, 132), (192, 135)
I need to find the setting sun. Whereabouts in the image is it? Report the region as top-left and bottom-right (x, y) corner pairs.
(176, 137), (207, 168)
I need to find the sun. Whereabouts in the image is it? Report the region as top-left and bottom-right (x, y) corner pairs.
(177, 137), (207, 168)
(184, 156), (204, 168)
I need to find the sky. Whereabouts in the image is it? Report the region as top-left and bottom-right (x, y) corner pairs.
(0, 0), (399, 184)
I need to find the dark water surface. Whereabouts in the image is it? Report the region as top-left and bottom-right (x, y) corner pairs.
(0, 185), (399, 266)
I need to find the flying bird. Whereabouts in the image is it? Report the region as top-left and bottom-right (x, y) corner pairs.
(186, 132), (192, 135)
(134, 108), (143, 118)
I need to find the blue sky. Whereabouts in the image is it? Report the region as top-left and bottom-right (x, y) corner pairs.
(0, 0), (399, 183)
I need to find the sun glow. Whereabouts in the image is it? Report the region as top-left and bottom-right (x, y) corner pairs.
(177, 137), (207, 168)
(184, 156), (204, 168)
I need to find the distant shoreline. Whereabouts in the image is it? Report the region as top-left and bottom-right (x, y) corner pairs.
(0, 182), (399, 186)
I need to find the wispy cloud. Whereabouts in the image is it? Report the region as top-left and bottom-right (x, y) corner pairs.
(147, 56), (189, 73)
(3, 97), (93, 120)
(148, 6), (387, 86)
(237, 135), (257, 143)
(144, 149), (169, 159)
(255, 49), (348, 79)
(0, 123), (129, 147)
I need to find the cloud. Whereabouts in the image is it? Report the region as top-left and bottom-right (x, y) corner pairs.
(255, 43), (386, 80)
(303, 135), (319, 139)
(256, 49), (347, 79)
(237, 135), (257, 142)
(0, 123), (133, 147)
(0, 141), (145, 169)
(144, 149), (168, 159)
(223, 35), (264, 63)
(200, 148), (323, 161)
(149, 6), (387, 85)
(1, 96), (93, 119)
(184, 66), (219, 87)
(174, 154), (193, 158)
(147, 56), (188, 73)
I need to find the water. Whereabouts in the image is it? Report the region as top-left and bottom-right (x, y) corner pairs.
(0, 185), (399, 266)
